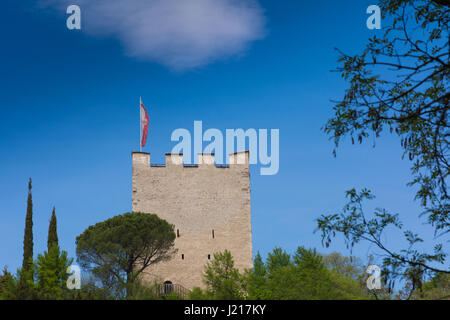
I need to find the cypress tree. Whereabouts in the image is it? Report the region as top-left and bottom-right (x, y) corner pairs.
(47, 207), (58, 251)
(21, 178), (34, 279)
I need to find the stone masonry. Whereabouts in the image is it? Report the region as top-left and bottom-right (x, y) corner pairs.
(132, 151), (253, 290)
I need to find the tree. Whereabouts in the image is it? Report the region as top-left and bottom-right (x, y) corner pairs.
(47, 207), (58, 251)
(245, 252), (269, 299)
(414, 272), (450, 299)
(0, 267), (18, 300)
(34, 209), (72, 299)
(75, 212), (176, 299)
(67, 272), (116, 300)
(202, 250), (246, 300)
(322, 251), (364, 280)
(17, 178), (35, 298)
(318, 0), (449, 294)
(188, 286), (211, 300)
(68, 282), (115, 300)
(267, 247), (361, 299)
(21, 178), (34, 280)
(265, 247), (291, 277)
(245, 247), (367, 300)
(321, 252), (376, 299)
(34, 246), (73, 299)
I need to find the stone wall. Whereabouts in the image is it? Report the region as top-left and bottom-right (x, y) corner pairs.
(132, 151), (252, 290)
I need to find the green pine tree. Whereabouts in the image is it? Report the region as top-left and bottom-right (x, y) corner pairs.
(35, 246), (73, 299)
(203, 250), (246, 299)
(0, 267), (18, 300)
(47, 207), (58, 252)
(246, 252), (269, 299)
(21, 178), (34, 283)
(34, 205), (73, 299)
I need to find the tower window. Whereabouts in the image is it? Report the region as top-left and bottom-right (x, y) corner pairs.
(182, 254), (184, 260)
(212, 229), (215, 239)
(177, 229), (180, 237)
(208, 254), (211, 260)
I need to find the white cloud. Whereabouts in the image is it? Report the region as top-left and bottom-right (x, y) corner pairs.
(42, 0), (266, 70)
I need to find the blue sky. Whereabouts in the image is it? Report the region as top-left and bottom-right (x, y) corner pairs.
(0, 0), (445, 272)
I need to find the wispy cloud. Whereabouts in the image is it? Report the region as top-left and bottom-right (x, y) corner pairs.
(41, 0), (266, 70)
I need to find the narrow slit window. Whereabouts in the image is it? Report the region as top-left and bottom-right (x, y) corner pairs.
(182, 254), (184, 260)
(212, 229), (215, 239)
(177, 229), (180, 237)
(208, 254), (211, 260)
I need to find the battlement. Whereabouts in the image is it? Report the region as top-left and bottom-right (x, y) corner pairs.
(132, 151), (249, 167)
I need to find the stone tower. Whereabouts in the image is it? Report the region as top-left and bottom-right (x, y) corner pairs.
(132, 151), (252, 290)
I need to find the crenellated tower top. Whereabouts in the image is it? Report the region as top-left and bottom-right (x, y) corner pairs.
(132, 150), (249, 168)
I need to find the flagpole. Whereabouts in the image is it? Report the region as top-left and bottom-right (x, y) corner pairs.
(139, 96), (142, 152)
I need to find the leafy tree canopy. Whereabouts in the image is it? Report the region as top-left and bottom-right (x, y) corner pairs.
(34, 245), (73, 300)
(202, 250), (247, 300)
(245, 247), (367, 300)
(76, 212), (176, 298)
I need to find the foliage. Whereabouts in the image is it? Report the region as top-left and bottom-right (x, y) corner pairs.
(325, 0), (449, 221)
(202, 250), (247, 300)
(245, 252), (269, 299)
(245, 247), (367, 300)
(68, 282), (115, 300)
(34, 245), (73, 299)
(317, 189), (449, 296)
(265, 247), (291, 275)
(188, 286), (213, 300)
(20, 178), (34, 289)
(120, 280), (162, 300)
(320, 0), (449, 296)
(322, 251), (364, 280)
(0, 267), (18, 300)
(163, 291), (184, 300)
(416, 272), (450, 299)
(47, 207), (58, 252)
(320, 252), (381, 299)
(33, 207), (73, 299)
(123, 280), (184, 300)
(75, 212), (177, 299)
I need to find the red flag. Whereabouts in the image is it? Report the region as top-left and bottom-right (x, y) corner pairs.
(140, 98), (149, 148)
